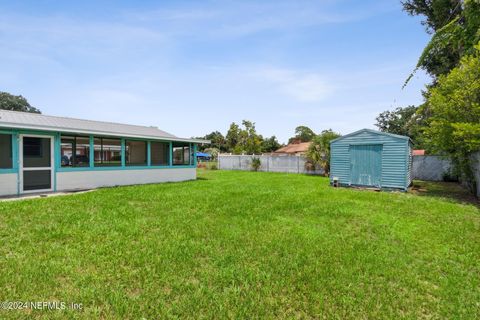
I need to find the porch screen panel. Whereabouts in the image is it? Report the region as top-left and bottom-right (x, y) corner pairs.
(0, 134), (12, 169)
(94, 138), (122, 167)
(151, 142), (169, 166)
(125, 140), (147, 166)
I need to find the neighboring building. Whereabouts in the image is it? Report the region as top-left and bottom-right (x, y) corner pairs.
(0, 110), (208, 197)
(330, 129), (412, 191)
(274, 142), (311, 155)
(412, 149), (425, 156)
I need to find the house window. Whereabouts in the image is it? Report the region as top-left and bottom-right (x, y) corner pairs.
(125, 140), (147, 166)
(173, 142), (192, 166)
(60, 136), (90, 167)
(151, 141), (169, 166)
(94, 138), (122, 167)
(0, 134), (13, 169)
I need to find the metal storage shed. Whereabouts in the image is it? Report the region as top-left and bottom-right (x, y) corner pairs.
(330, 129), (413, 190)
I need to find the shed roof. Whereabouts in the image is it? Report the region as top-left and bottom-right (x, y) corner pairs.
(330, 128), (411, 144)
(0, 110), (208, 143)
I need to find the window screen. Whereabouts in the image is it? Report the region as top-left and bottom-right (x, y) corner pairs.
(94, 138), (122, 167)
(125, 140), (147, 166)
(61, 136), (90, 167)
(173, 143), (191, 166)
(0, 134), (13, 169)
(151, 142), (169, 166)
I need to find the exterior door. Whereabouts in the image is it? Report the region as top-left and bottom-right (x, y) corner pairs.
(350, 144), (382, 187)
(19, 135), (54, 193)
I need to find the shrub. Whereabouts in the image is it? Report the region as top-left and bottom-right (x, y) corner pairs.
(251, 157), (261, 172)
(209, 162), (218, 170)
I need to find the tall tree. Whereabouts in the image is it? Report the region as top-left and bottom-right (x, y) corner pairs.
(288, 126), (316, 144)
(226, 122), (241, 152)
(261, 136), (282, 153)
(204, 131), (227, 152)
(424, 44), (480, 189)
(375, 105), (426, 147)
(305, 129), (341, 176)
(0, 92), (41, 113)
(404, 0), (480, 82)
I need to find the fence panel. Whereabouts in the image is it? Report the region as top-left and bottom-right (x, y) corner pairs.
(218, 154), (324, 175)
(412, 156), (451, 181)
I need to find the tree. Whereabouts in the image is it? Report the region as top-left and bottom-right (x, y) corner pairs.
(288, 126), (316, 144)
(238, 120), (263, 154)
(226, 122), (241, 152)
(202, 131), (227, 152)
(0, 92), (41, 113)
(305, 129), (341, 176)
(203, 147), (220, 160)
(261, 136), (282, 153)
(404, 0), (480, 82)
(375, 105), (426, 147)
(424, 43), (480, 190)
(226, 120), (263, 154)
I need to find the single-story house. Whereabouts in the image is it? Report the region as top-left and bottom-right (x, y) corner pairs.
(0, 110), (208, 197)
(330, 129), (412, 190)
(274, 142), (310, 155)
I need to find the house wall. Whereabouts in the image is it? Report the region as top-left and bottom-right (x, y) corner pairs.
(56, 168), (196, 191)
(330, 130), (410, 190)
(0, 173), (18, 197)
(0, 127), (198, 197)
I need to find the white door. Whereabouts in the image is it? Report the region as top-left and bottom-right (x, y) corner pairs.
(19, 135), (54, 193)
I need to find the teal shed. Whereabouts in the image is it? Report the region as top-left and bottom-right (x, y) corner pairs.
(330, 129), (413, 190)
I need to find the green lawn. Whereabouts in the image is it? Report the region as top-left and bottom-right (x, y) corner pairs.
(0, 170), (479, 319)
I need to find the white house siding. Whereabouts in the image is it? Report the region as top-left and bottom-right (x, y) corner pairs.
(0, 174), (18, 197)
(56, 168), (196, 191)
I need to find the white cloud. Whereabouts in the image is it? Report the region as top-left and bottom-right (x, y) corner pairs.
(253, 67), (333, 102)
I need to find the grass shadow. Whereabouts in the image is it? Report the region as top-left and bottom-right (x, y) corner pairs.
(410, 180), (479, 207)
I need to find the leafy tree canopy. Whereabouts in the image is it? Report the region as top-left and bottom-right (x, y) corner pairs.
(404, 0), (480, 82)
(424, 43), (480, 188)
(0, 91), (41, 114)
(375, 105), (426, 147)
(261, 136), (282, 153)
(305, 129), (341, 176)
(288, 125), (316, 144)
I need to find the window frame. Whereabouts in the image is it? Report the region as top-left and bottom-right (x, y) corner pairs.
(93, 137), (123, 167)
(125, 139), (148, 167)
(0, 133), (14, 170)
(60, 135), (91, 168)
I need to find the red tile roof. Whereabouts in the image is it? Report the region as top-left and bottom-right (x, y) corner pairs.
(413, 149), (425, 156)
(274, 142), (311, 154)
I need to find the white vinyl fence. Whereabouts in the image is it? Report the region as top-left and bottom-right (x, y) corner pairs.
(218, 154), (324, 175)
(220, 153), (480, 196)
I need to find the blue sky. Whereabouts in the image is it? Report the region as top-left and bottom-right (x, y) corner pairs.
(0, 0), (431, 143)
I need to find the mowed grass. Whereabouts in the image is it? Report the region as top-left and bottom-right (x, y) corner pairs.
(0, 170), (479, 319)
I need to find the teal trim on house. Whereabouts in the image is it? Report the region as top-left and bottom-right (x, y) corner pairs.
(147, 141), (151, 166)
(193, 144), (198, 167)
(89, 135), (94, 168)
(169, 141), (173, 167)
(0, 126), (198, 181)
(121, 138), (126, 167)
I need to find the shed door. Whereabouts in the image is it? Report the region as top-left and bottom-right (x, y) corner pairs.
(350, 144), (382, 187)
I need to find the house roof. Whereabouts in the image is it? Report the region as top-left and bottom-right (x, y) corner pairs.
(274, 142), (311, 154)
(0, 110), (209, 144)
(330, 128), (411, 143)
(412, 149), (425, 156)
